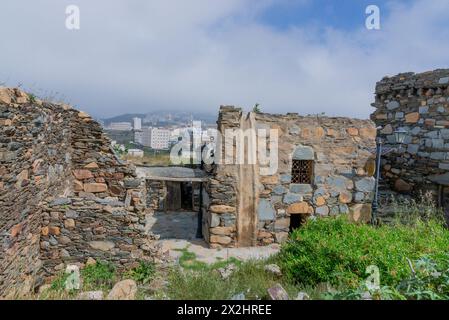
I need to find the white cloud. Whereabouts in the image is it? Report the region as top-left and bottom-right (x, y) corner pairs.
(0, 0), (448, 118)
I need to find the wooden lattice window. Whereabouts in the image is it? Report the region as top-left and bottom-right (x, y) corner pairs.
(291, 160), (313, 184)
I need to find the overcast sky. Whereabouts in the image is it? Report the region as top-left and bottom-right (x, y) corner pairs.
(1, 0), (448, 119)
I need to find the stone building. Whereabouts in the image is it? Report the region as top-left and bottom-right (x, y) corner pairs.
(200, 107), (377, 248)
(371, 69), (449, 211)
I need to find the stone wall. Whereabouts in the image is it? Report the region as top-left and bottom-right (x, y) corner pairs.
(0, 87), (147, 297)
(205, 106), (377, 248)
(371, 69), (449, 198)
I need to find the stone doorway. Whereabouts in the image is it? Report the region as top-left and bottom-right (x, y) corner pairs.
(165, 181), (194, 211)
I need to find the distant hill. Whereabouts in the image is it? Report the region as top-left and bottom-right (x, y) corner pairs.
(102, 110), (217, 126)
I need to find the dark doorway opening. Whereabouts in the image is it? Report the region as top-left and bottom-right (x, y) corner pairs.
(181, 182), (193, 211)
(289, 214), (305, 233)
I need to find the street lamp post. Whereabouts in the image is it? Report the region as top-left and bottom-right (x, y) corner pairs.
(371, 128), (407, 225)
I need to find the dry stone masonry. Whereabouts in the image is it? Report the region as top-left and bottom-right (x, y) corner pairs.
(203, 106), (377, 248)
(371, 69), (449, 199)
(0, 87), (148, 297)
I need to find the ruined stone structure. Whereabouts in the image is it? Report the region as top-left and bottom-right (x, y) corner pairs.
(371, 69), (449, 207)
(0, 88), (148, 297)
(202, 107), (377, 248)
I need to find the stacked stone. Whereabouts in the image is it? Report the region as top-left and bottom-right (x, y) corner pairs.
(0, 88), (74, 296)
(203, 107), (241, 248)
(371, 69), (449, 196)
(206, 106), (377, 248)
(0, 87), (148, 297)
(254, 113), (376, 245)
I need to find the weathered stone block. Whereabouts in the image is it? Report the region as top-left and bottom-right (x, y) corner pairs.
(210, 235), (232, 245)
(258, 199), (276, 221)
(292, 145), (314, 160)
(355, 177), (375, 192)
(386, 101), (400, 110)
(315, 206), (329, 216)
(210, 205), (235, 214)
(283, 193), (303, 204)
(289, 184), (312, 194)
(89, 241), (115, 251)
(72, 169), (93, 180)
(287, 202), (311, 214)
(348, 204), (371, 223)
(405, 112), (419, 123)
(84, 183), (108, 193)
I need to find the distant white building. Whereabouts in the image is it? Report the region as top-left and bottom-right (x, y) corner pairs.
(134, 130), (143, 144)
(142, 127), (152, 147)
(133, 117), (142, 130)
(109, 122), (132, 131)
(150, 128), (171, 150)
(127, 149), (144, 158)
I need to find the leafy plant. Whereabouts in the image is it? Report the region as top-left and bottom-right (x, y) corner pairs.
(124, 261), (156, 284)
(279, 215), (449, 288)
(252, 103), (261, 113)
(81, 261), (116, 290)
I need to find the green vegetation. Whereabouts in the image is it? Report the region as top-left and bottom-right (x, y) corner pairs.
(81, 261), (116, 291)
(166, 259), (297, 300)
(123, 261), (156, 285)
(279, 216), (449, 288)
(37, 197), (449, 300)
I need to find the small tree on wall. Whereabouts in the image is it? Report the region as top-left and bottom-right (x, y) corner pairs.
(253, 103), (261, 113)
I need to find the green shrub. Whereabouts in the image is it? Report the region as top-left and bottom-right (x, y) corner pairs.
(124, 261), (156, 284)
(81, 261), (116, 290)
(279, 216), (449, 288)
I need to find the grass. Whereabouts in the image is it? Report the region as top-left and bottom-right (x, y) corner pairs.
(165, 259), (298, 300)
(279, 215), (449, 289)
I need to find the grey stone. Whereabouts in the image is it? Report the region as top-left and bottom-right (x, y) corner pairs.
(272, 185), (287, 195)
(354, 192), (365, 202)
(283, 193), (303, 204)
(419, 106), (429, 114)
(428, 173), (449, 186)
(124, 179), (141, 188)
(441, 129), (449, 139)
(292, 145), (314, 160)
(386, 101), (400, 110)
(289, 184), (313, 194)
(438, 106), (446, 113)
(267, 284), (289, 300)
(50, 198), (72, 207)
(264, 264), (282, 276)
(439, 77), (449, 84)
(315, 206), (329, 216)
(327, 176), (352, 191)
(430, 152), (448, 160)
(433, 139), (444, 148)
(395, 112), (404, 119)
(407, 144), (419, 154)
(258, 199), (276, 221)
(355, 177), (375, 192)
(280, 174), (291, 183)
(339, 204), (349, 214)
(410, 127), (421, 135)
(210, 213), (220, 228)
(65, 210), (79, 219)
(289, 126), (300, 135)
(439, 163), (449, 170)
